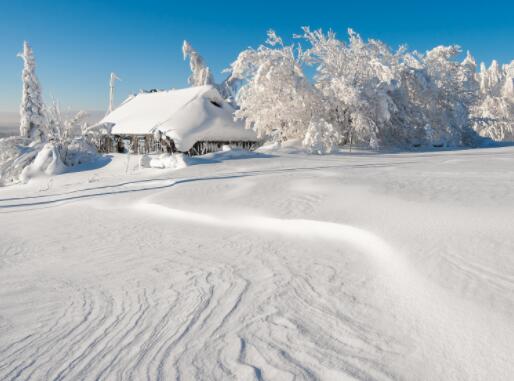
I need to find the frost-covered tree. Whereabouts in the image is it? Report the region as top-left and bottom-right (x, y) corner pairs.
(386, 52), (438, 145)
(460, 51), (479, 102)
(300, 28), (405, 148)
(421, 45), (479, 146)
(303, 118), (340, 154)
(228, 30), (320, 144)
(472, 60), (514, 141)
(300, 28), (480, 148)
(182, 40), (234, 99)
(18, 41), (45, 140)
(182, 40), (214, 87)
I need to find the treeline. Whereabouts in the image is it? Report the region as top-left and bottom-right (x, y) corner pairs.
(189, 28), (514, 152)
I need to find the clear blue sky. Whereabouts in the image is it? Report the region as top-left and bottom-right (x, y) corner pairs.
(1, 0), (514, 112)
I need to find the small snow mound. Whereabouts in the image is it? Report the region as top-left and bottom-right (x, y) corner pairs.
(205, 146), (250, 158)
(197, 146), (269, 162)
(140, 153), (188, 170)
(256, 139), (311, 154)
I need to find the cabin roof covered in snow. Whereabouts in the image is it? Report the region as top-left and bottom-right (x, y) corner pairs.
(98, 85), (257, 151)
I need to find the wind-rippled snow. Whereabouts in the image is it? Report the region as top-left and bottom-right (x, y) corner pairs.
(1, 147), (513, 380)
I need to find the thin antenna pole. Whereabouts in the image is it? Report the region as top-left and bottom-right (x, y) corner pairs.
(108, 72), (121, 114)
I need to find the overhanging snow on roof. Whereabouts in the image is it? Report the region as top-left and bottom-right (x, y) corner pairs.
(99, 85), (257, 151)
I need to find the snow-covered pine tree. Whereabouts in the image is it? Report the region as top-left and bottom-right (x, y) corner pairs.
(18, 41), (45, 140)
(182, 40), (214, 87)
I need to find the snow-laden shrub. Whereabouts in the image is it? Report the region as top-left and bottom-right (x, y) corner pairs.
(0, 106), (99, 186)
(228, 30), (320, 143)
(0, 138), (70, 185)
(39, 104), (99, 168)
(303, 119), (340, 154)
(61, 137), (98, 167)
(0, 137), (37, 185)
(473, 118), (514, 141)
(83, 122), (114, 150)
(0, 137), (99, 185)
(20, 142), (66, 183)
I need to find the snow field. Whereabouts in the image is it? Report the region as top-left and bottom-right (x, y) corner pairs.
(0, 147), (513, 380)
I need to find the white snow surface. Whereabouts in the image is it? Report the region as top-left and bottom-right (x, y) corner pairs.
(99, 85), (257, 151)
(1, 146), (514, 380)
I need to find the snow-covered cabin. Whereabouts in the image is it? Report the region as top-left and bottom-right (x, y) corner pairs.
(92, 85), (258, 155)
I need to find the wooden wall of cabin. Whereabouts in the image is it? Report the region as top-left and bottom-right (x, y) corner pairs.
(96, 135), (176, 154)
(96, 135), (257, 155)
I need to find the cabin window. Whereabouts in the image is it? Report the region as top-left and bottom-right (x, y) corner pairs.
(210, 100), (222, 108)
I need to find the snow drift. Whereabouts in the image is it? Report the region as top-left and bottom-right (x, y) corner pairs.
(139, 153), (188, 170)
